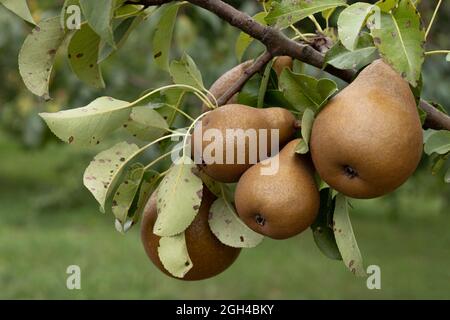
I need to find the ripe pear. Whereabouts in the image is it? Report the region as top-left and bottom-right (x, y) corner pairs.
(273, 56), (293, 77)
(235, 139), (320, 239)
(141, 186), (241, 281)
(191, 104), (297, 182)
(310, 59), (423, 199)
(202, 60), (254, 112)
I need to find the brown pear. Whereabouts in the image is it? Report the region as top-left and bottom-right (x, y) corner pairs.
(191, 104), (297, 182)
(310, 59), (423, 199)
(202, 60), (254, 112)
(141, 187), (241, 281)
(235, 139), (320, 239)
(273, 56), (293, 77)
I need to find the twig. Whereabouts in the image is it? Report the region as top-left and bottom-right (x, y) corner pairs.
(420, 101), (450, 131)
(216, 51), (273, 106)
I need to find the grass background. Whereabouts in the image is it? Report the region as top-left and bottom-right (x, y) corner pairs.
(0, 133), (449, 300)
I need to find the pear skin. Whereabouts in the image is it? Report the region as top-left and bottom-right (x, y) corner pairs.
(141, 187), (241, 281)
(235, 139), (320, 239)
(273, 56), (293, 77)
(310, 59), (423, 199)
(202, 60), (254, 112)
(191, 104), (297, 182)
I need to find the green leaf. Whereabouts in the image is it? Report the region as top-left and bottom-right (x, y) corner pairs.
(114, 4), (144, 18)
(311, 190), (342, 260)
(68, 23), (105, 88)
(209, 198), (264, 248)
(130, 170), (161, 225)
(424, 130), (450, 155)
(79, 0), (116, 47)
(158, 233), (193, 278)
(112, 163), (145, 225)
(100, 7), (156, 62)
(334, 194), (366, 277)
(39, 96), (130, 146)
(257, 60), (275, 108)
(124, 106), (168, 141)
(152, 2), (182, 71)
(235, 11), (267, 61)
(431, 154), (448, 176)
(279, 69), (338, 112)
(376, 0), (397, 13)
(154, 157), (203, 237)
(266, 0), (347, 29)
(0, 0), (35, 25)
(325, 33), (377, 70)
(445, 168), (450, 183)
(83, 142), (140, 210)
(169, 53), (204, 90)
(446, 53), (450, 62)
(370, 0), (425, 86)
(337, 2), (374, 51)
(295, 140), (309, 154)
(423, 129), (437, 144)
(18, 17), (66, 99)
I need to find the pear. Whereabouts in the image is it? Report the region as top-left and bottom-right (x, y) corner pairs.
(191, 104), (297, 182)
(202, 60), (254, 112)
(235, 139), (320, 239)
(273, 56), (293, 77)
(141, 186), (241, 281)
(310, 59), (423, 199)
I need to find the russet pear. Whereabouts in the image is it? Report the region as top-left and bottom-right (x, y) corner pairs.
(310, 59), (423, 199)
(273, 56), (293, 77)
(141, 187), (241, 281)
(235, 139), (320, 239)
(191, 104), (297, 182)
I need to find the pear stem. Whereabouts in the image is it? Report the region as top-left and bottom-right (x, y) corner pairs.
(425, 50), (450, 56)
(425, 0), (443, 40)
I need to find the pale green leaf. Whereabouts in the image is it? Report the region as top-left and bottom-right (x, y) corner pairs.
(325, 39), (377, 70)
(68, 23), (105, 88)
(18, 17), (66, 99)
(209, 198), (264, 248)
(337, 2), (374, 51)
(235, 12), (267, 61)
(301, 108), (315, 145)
(112, 163), (145, 225)
(124, 106), (168, 141)
(114, 4), (144, 18)
(0, 0), (35, 25)
(152, 2), (182, 71)
(83, 142), (139, 210)
(446, 53), (450, 62)
(130, 171), (161, 225)
(169, 53), (204, 90)
(266, 0), (347, 29)
(424, 130), (450, 155)
(154, 157), (203, 237)
(370, 0), (425, 86)
(79, 0), (116, 47)
(334, 194), (366, 277)
(445, 168), (450, 183)
(39, 96), (130, 146)
(158, 233), (193, 278)
(295, 140), (309, 154)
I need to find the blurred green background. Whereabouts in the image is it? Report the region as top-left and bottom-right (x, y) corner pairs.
(0, 0), (449, 299)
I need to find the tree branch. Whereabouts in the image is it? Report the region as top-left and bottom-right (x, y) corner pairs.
(135, 0), (450, 131)
(216, 51), (273, 106)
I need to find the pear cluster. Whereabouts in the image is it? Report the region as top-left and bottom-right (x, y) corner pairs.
(141, 59), (423, 281)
